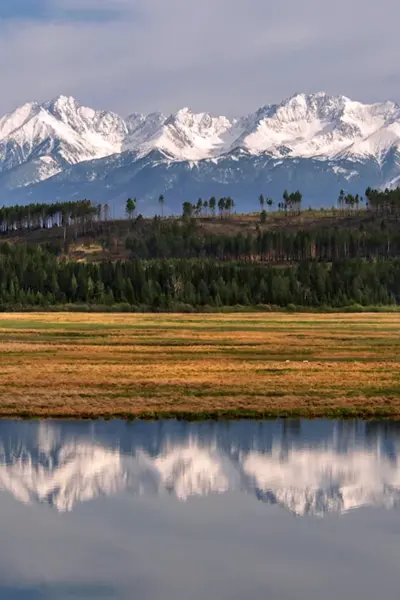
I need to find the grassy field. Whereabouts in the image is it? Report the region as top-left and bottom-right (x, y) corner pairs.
(0, 312), (400, 419)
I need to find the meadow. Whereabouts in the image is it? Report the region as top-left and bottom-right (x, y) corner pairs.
(0, 312), (399, 419)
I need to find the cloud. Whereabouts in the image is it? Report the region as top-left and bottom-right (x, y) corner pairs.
(0, 0), (399, 117)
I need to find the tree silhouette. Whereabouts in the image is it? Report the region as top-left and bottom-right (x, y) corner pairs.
(126, 198), (136, 219)
(225, 197), (234, 216)
(338, 189), (345, 212)
(282, 190), (302, 214)
(182, 201), (193, 219)
(158, 194), (165, 217)
(283, 190), (290, 213)
(209, 197), (216, 216)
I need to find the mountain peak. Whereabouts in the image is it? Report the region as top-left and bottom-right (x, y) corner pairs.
(276, 91), (348, 117)
(45, 94), (80, 112)
(283, 91), (346, 102)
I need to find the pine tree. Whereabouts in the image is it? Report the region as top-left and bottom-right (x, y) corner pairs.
(159, 194), (165, 217)
(338, 189), (345, 212)
(70, 274), (78, 301)
(209, 197), (216, 216)
(126, 198), (135, 219)
(182, 202), (193, 219)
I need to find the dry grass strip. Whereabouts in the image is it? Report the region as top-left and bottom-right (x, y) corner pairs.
(0, 312), (399, 419)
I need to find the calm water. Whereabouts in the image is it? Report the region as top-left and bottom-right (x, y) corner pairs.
(1, 419), (400, 599)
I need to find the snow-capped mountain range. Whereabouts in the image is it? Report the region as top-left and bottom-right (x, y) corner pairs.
(1, 92), (400, 213)
(0, 421), (399, 516)
(0, 93), (400, 214)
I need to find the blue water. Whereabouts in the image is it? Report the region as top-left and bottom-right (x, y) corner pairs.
(0, 419), (399, 599)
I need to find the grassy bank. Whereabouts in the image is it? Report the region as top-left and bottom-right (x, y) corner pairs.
(1, 312), (400, 419)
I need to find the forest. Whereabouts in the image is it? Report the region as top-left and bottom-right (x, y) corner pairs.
(0, 243), (398, 311)
(1, 187), (400, 311)
(125, 218), (400, 261)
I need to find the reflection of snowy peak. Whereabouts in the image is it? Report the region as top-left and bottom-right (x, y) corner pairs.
(1, 422), (400, 516)
(0, 442), (125, 512)
(0, 437), (239, 511)
(153, 443), (241, 499)
(244, 447), (400, 517)
(2, 92), (400, 211)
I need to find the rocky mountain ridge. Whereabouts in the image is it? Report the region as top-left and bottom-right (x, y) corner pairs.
(1, 92), (400, 213)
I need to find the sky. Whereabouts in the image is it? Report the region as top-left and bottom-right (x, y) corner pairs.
(0, 0), (400, 118)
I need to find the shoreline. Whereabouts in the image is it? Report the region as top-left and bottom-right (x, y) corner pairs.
(2, 406), (400, 421)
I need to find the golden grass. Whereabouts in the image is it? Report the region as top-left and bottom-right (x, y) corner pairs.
(0, 312), (400, 419)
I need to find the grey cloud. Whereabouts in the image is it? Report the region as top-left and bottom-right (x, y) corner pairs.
(0, 0), (399, 116)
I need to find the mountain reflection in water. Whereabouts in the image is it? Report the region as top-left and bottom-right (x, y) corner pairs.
(0, 419), (399, 516)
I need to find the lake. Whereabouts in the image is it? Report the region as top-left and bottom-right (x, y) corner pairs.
(0, 419), (400, 599)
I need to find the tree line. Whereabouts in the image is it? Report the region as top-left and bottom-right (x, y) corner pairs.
(364, 187), (400, 217)
(0, 200), (98, 236)
(181, 187), (400, 219)
(0, 242), (398, 310)
(181, 191), (303, 218)
(2, 187), (400, 236)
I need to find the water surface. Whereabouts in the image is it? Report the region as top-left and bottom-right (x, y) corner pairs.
(0, 419), (399, 599)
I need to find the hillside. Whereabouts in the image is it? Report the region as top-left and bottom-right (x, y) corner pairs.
(3, 209), (398, 264)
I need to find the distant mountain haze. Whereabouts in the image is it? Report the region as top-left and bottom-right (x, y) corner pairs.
(1, 92), (400, 214)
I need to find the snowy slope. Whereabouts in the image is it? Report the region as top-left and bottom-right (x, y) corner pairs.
(0, 95), (127, 188)
(1, 422), (400, 515)
(125, 92), (400, 162)
(133, 109), (233, 160)
(2, 91), (400, 210)
(237, 92), (400, 159)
